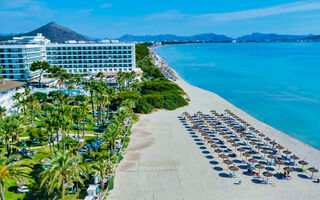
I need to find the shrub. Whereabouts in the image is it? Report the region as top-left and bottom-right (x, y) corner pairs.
(134, 101), (154, 114)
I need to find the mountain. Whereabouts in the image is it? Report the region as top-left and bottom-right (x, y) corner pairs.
(117, 33), (232, 42)
(237, 33), (312, 41)
(302, 35), (320, 41)
(0, 22), (89, 43)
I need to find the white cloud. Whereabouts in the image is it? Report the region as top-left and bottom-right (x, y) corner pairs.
(198, 0), (320, 22)
(144, 1), (320, 23)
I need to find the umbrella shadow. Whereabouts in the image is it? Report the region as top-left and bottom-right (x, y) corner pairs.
(298, 174), (309, 179)
(219, 173), (230, 178)
(196, 142), (204, 146)
(202, 151), (210, 154)
(239, 165), (248, 170)
(233, 159), (242, 164)
(189, 132), (196, 135)
(265, 167), (275, 171)
(191, 135), (198, 138)
(194, 139), (201, 141)
(251, 178), (262, 184)
(206, 155), (214, 159)
(209, 160), (219, 165)
(258, 161), (268, 165)
(213, 166), (224, 171)
(200, 146), (207, 150)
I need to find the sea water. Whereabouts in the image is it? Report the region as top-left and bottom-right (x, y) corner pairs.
(155, 42), (320, 149)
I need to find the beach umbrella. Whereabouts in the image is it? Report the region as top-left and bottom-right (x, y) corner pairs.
(249, 141), (256, 146)
(223, 136), (230, 140)
(258, 133), (265, 138)
(255, 145), (263, 154)
(267, 154), (276, 163)
(290, 155), (299, 163)
(283, 149), (291, 156)
(207, 140), (215, 144)
(276, 145), (284, 153)
(223, 159), (233, 166)
(243, 153), (251, 161)
(276, 160), (285, 170)
(298, 160), (308, 169)
(219, 154), (228, 159)
(215, 149), (223, 154)
(232, 143), (239, 151)
(255, 164), (265, 173)
(211, 144), (219, 149)
(261, 150), (270, 158)
(263, 171), (273, 182)
(308, 167), (319, 178)
(237, 148), (245, 157)
(227, 139), (235, 144)
(270, 140), (277, 147)
(284, 167), (294, 173)
(229, 165), (239, 175)
(248, 158), (258, 166)
(264, 137), (271, 142)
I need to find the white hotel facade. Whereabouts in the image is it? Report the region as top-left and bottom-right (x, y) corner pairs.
(0, 34), (136, 81)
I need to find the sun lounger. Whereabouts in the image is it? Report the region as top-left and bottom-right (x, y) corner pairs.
(262, 179), (272, 184)
(229, 173), (238, 178)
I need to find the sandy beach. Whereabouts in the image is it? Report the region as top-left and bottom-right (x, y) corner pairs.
(108, 52), (320, 200)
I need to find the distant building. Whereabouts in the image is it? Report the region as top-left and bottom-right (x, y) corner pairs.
(0, 33), (136, 81)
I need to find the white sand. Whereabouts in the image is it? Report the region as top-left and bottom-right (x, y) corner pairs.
(109, 67), (320, 200)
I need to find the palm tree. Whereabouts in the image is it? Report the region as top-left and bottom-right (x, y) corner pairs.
(13, 92), (23, 113)
(96, 72), (105, 81)
(26, 95), (41, 125)
(44, 115), (57, 154)
(102, 120), (122, 152)
(72, 107), (86, 144)
(116, 107), (131, 124)
(90, 152), (115, 188)
(0, 114), (25, 156)
(84, 77), (96, 119)
(0, 107), (6, 118)
(40, 151), (87, 199)
(0, 157), (27, 200)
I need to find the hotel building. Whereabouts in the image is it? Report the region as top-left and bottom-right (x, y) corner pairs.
(0, 34), (136, 81)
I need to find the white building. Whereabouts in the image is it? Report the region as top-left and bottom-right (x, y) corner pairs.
(0, 34), (136, 81)
(0, 80), (26, 114)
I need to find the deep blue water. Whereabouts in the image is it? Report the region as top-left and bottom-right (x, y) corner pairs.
(155, 43), (320, 149)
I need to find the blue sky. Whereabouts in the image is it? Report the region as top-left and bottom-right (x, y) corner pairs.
(1, 0), (320, 38)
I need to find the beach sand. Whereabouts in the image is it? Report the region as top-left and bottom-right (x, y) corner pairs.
(108, 65), (320, 200)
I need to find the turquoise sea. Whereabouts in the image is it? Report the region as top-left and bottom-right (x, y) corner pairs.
(155, 43), (320, 149)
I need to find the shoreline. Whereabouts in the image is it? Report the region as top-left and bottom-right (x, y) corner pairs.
(151, 46), (320, 152)
(109, 48), (320, 200)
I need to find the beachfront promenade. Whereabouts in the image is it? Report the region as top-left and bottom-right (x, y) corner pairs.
(109, 65), (320, 200)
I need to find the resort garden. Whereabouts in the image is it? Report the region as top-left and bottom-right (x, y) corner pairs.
(0, 43), (188, 200)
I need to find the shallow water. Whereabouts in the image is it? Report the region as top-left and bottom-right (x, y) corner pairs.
(155, 42), (320, 149)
